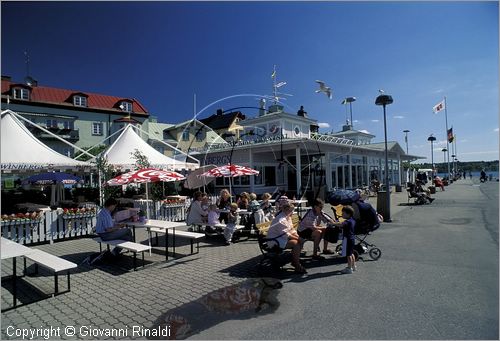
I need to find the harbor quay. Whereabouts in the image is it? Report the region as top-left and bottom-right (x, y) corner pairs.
(1, 177), (497, 340)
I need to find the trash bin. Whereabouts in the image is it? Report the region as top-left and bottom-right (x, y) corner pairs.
(395, 184), (402, 192)
(376, 191), (389, 221)
(428, 186), (436, 194)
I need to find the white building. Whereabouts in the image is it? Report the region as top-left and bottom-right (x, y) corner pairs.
(193, 104), (422, 200)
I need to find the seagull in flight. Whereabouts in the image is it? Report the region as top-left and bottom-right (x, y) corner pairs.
(315, 80), (332, 99)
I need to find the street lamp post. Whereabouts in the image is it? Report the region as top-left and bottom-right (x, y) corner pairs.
(375, 93), (393, 222)
(428, 135), (436, 176)
(403, 130), (410, 155)
(342, 97), (356, 128)
(441, 148), (447, 167)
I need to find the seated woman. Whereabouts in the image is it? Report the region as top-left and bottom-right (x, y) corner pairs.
(237, 192), (250, 210)
(249, 193), (266, 226)
(216, 189), (231, 223)
(434, 176), (445, 191)
(260, 192), (274, 220)
(267, 203), (306, 274)
(186, 191), (208, 227)
(415, 180), (434, 203)
(298, 198), (336, 258)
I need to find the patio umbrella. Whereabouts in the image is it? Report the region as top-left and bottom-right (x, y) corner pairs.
(327, 189), (360, 206)
(106, 168), (186, 218)
(23, 172), (81, 185)
(184, 165), (217, 190)
(23, 172), (80, 207)
(199, 164), (259, 199)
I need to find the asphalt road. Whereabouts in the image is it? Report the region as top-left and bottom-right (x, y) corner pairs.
(194, 179), (499, 339)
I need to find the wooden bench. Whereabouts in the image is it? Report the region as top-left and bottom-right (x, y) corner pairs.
(24, 249), (77, 296)
(92, 237), (151, 270)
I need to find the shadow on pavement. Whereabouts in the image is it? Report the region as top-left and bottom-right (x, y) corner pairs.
(147, 278), (283, 340)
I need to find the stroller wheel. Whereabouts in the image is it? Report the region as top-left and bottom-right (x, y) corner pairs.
(369, 247), (382, 260)
(353, 250), (359, 261)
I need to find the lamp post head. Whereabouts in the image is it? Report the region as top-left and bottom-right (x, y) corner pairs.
(375, 94), (393, 106)
(427, 135), (436, 142)
(403, 129), (410, 133)
(344, 96), (356, 103)
(442, 148), (447, 152)
(451, 154), (456, 158)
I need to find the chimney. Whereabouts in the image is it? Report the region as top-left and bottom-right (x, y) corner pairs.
(342, 124), (352, 132)
(216, 109), (223, 116)
(259, 98), (266, 116)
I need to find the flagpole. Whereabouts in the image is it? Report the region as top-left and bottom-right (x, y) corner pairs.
(444, 96), (451, 180)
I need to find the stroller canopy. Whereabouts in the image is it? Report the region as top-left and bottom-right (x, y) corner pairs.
(327, 189), (360, 206)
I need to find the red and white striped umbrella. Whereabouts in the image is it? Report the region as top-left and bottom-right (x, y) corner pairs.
(106, 168), (185, 186)
(200, 164), (259, 178)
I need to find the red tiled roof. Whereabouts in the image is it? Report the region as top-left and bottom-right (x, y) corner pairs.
(1, 79), (148, 115)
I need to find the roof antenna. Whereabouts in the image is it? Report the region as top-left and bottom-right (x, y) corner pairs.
(23, 50), (36, 86)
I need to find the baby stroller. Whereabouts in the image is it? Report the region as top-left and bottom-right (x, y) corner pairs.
(327, 190), (382, 261)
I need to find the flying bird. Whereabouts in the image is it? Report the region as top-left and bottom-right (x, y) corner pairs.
(315, 80), (332, 99)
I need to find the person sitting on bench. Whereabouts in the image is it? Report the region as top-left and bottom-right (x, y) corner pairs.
(96, 198), (133, 256)
(298, 198), (336, 258)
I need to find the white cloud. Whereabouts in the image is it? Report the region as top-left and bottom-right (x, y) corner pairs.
(317, 122), (330, 128)
(393, 115), (405, 119)
(359, 129), (371, 134)
(434, 88), (444, 94)
(371, 119), (380, 123)
(494, 128), (499, 132)
(353, 120), (359, 123)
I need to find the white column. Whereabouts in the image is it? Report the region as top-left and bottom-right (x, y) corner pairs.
(249, 148), (254, 193)
(348, 155), (353, 188)
(296, 146), (301, 196)
(325, 153), (332, 191)
(398, 154), (402, 186)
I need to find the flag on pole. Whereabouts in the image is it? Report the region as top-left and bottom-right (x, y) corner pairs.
(433, 100), (445, 114)
(447, 127), (454, 143)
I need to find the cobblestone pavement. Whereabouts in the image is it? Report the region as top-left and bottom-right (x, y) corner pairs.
(1, 189), (414, 340)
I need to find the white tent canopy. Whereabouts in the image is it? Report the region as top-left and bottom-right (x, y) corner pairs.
(1, 110), (90, 171)
(98, 124), (198, 171)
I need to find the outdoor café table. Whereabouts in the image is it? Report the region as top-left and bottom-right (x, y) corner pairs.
(127, 220), (186, 259)
(1, 237), (34, 309)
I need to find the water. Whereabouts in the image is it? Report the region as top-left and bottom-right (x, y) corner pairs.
(436, 171), (499, 179)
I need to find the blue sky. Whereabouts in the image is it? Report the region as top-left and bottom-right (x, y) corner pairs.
(2, 1), (498, 162)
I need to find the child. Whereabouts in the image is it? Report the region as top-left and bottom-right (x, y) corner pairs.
(207, 204), (220, 226)
(331, 205), (357, 274)
(224, 203), (239, 245)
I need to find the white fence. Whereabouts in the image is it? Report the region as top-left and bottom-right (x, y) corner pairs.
(1, 197), (220, 245)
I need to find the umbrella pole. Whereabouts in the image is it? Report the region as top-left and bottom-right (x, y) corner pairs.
(229, 177), (232, 203)
(145, 182), (149, 220)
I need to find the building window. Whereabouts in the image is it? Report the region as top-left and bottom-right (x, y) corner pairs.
(120, 101), (133, 112)
(264, 166), (276, 186)
(13, 88), (29, 100)
(254, 166), (263, 185)
(63, 121), (74, 130)
(73, 96), (87, 107)
(92, 122), (103, 136)
(195, 130), (203, 142)
(46, 119), (58, 129)
(182, 129), (190, 141)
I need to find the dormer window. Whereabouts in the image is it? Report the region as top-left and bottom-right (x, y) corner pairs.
(13, 87), (29, 100)
(73, 95), (87, 107)
(120, 101), (133, 112)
